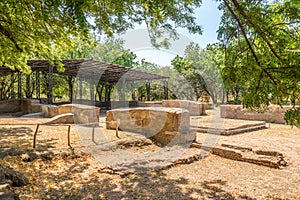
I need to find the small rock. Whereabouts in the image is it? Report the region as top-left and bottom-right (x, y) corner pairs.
(21, 154), (31, 162)
(59, 152), (68, 158)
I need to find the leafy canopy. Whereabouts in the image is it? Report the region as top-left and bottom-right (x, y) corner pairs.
(0, 0), (202, 73)
(171, 42), (225, 103)
(217, 0), (300, 126)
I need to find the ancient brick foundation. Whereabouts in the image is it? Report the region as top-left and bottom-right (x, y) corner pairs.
(220, 105), (295, 124)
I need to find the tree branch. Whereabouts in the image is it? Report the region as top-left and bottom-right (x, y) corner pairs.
(0, 23), (23, 52)
(230, 0), (282, 61)
(223, 0), (260, 65)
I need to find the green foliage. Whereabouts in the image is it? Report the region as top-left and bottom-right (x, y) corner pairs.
(89, 39), (138, 68)
(171, 42), (225, 103)
(0, 73), (16, 100)
(218, 0), (300, 126)
(64, 37), (138, 67)
(284, 108), (300, 127)
(64, 36), (97, 59)
(0, 0), (202, 73)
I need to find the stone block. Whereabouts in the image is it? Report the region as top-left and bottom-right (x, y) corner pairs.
(41, 104), (100, 124)
(29, 104), (42, 113)
(138, 101), (162, 107)
(43, 113), (75, 124)
(106, 107), (194, 145)
(0, 100), (20, 114)
(162, 100), (206, 115)
(220, 105), (296, 124)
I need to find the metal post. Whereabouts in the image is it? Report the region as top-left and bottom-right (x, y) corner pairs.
(90, 74), (95, 106)
(146, 82), (150, 101)
(18, 72), (22, 99)
(120, 78), (126, 107)
(36, 71), (40, 99)
(68, 76), (73, 103)
(105, 83), (110, 110)
(10, 73), (15, 99)
(47, 65), (53, 104)
(26, 74), (30, 98)
(164, 80), (168, 100)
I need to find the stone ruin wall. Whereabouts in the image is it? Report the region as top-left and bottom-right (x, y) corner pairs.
(41, 104), (100, 124)
(138, 100), (214, 115)
(0, 99), (42, 115)
(106, 107), (195, 145)
(220, 105), (295, 124)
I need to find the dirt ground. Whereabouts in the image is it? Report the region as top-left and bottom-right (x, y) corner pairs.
(0, 111), (300, 199)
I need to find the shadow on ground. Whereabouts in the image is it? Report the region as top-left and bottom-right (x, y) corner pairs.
(0, 126), (57, 159)
(35, 161), (258, 200)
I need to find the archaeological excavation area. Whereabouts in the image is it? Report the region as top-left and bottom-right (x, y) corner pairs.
(0, 60), (299, 199)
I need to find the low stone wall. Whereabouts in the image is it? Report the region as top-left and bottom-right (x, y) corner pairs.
(0, 99), (21, 113)
(20, 99), (41, 114)
(0, 99), (43, 114)
(203, 102), (214, 110)
(137, 101), (162, 107)
(162, 100), (206, 115)
(220, 105), (294, 124)
(95, 101), (138, 109)
(41, 104), (100, 124)
(138, 101), (213, 110)
(106, 107), (194, 145)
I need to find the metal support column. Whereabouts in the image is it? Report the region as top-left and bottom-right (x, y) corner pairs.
(105, 83), (110, 110)
(68, 76), (73, 103)
(164, 80), (168, 100)
(36, 71), (40, 99)
(18, 72), (22, 99)
(26, 74), (31, 98)
(146, 82), (150, 101)
(47, 65), (53, 104)
(120, 78), (126, 107)
(90, 74), (95, 106)
(10, 74), (15, 99)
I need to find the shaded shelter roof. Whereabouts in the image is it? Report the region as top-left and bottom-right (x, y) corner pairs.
(0, 59), (168, 83)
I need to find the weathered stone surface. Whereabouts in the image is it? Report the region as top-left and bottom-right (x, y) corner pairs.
(202, 102), (214, 109)
(162, 100), (206, 115)
(0, 164), (29, 187)
(138, 101), (162, 107)
(0, 99), (44, 115)
(20, 99), (40, 114)
(41, 104), (100, 124)
(106, 107), (194, 145)
(97, 145), (205, 176)
(29, 104), (42, 113)
(191, 142), (287, 169)
(0, 100), (21, 114)
(42, 113), (75, 124)
(193, 122), (267, 135)
(94, 101), (138, 109)
(220, 105), (297, 124)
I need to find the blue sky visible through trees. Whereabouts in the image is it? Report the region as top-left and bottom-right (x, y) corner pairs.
(131, 0), (222, 66)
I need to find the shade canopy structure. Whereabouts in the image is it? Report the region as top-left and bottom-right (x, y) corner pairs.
(0, 59), (168, 82)
(0, 59), (169, 106)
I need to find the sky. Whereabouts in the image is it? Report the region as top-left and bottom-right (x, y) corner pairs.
(118, 0), (223, 66)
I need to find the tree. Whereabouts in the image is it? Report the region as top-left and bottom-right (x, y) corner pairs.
(171, 42), (225, 103)
(218, 0), (300, 127)
(0, 0), (202, 73)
